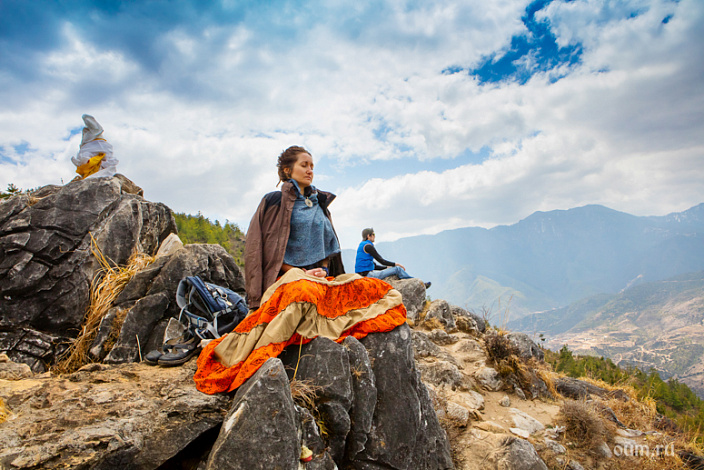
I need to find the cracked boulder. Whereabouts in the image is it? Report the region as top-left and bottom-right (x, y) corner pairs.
(0, 176), (176, 371)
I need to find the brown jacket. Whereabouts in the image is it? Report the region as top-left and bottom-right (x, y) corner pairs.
(244, 180), (345, 309)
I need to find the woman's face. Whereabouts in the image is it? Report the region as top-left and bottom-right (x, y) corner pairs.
(288, 152), (314, 190)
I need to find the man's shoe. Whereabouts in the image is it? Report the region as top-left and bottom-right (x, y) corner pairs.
(425, 281), (432, 289)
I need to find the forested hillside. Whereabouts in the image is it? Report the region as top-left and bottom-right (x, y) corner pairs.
(546, 346), (704, 446)
(174, 212), (245, 268)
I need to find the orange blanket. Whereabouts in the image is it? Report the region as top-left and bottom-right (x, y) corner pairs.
(194, 270), (407, 394)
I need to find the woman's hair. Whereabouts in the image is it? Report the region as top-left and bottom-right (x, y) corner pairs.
(277, 146), (311, 184)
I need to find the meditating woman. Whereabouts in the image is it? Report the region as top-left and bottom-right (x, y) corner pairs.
(193, 146), (407, 394)
(243, 145), (344, 310)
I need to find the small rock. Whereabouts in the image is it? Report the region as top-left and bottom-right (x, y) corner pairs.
(454, 315), (479, 334)
(507, 332), (545, 361)
(546, 425), (565, 437)
(510, 428), (530, 438)
(613, 436), (636, 448)
(474, 367), (503, 391)
(474, 421), (506, 434)
(462, 390), (485, 411)
(617, 428), (644, 437)
(597, 441), (613, 458)
(417, 360), (469, 390)
(0, 354), (34, 380)
(567, 460), (585, 470)
(455, 338), (483, 354)
(499, 395), (511, 407)
(543, 438), (566, 454)
(446, 402), (470, 426)
(412, 330), (443, 358)
(450, 305), (486, 333)
(428, 329), (459, 346)
(509, 408), (545, 435)
(495, 436), (548, 470)
(543, 437), (567, 454)
(424, 300), (457, 331)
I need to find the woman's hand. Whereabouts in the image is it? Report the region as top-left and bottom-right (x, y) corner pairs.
(304, 267), (328, 277)
(395, 263), (406, 271)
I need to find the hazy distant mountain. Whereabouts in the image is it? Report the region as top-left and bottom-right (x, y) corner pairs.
(509, 271), (704, 396)
(342, 203), (704, 320)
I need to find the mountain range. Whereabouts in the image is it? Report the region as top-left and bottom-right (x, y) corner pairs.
(509, 271), (704, 396)
(343, 203), (704, 321)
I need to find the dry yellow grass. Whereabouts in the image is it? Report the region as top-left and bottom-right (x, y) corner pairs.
(290, 378), (326, 436)
(290, 378), (321, 410)
(53, 234), (155, 374)
(536, 369), (559, 400)
(422, 317), (446, 331)
(0, 398), (9, 424)
(559, 400), (611, 450)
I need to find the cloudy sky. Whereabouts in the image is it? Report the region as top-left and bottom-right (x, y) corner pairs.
(1, 0), (702, 248)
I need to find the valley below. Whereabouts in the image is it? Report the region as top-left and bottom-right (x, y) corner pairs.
(515, 272), (704, 397)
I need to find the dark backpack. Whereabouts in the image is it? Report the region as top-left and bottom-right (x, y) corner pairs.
(176, 276), (248, 340)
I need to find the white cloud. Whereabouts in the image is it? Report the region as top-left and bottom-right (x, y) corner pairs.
(1, 0), (702, 252)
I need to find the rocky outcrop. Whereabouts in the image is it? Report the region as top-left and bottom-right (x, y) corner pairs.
(0, 324), (453, 470)
(554, 377), (629, 401)
(0, 360), (229, 469)
(508, 332), (544, 362)
(278, 327), (453, 469)
(5, 175), (695, 470)
(0, 176), (176, 371)
(0, 176), (453, 470)
(0, 176), (245, 371)
(96, 243), (245, 364)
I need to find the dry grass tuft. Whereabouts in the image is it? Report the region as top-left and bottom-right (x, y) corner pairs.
(484, 329), (519, 364)
(290, 378), (322, 411)
(53, 235), (154, 374)
(559, 400), (610, 451)
(536, 369), (559, 400)
(455, 315), (477, 334)
(422, 317), (446, 331)
(0, 398), (9, 424)
(290, 378), (327, 437)
(417, 299), (432, 322)
(603, 394), (657, 431)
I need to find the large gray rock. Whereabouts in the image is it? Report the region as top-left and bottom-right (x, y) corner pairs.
(450, 305), (486, 333)
(386, 278), (427, 323)
(278, 329), (453, 470)
(206, 358), (301, 470)
(280, 337), (354, 463)
(0, 360), (229, 470)
(554, 377), (629, 401)
(358, 324), (454, 469)
(99, 243), (245, 364)
(493, 436), (548, 470)
(507, 332), (544, 361)
(342, 336), (377, 462)
(0, 176), (176, 371)
(425, 300), (457, 331)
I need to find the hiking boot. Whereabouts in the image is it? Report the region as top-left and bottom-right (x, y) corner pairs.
(425, 281), (432, 289)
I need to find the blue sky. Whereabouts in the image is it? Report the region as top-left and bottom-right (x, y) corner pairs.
(1, 0), (703, 249)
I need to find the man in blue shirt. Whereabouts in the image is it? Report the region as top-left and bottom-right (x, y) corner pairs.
(355, 228), (431, 288)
